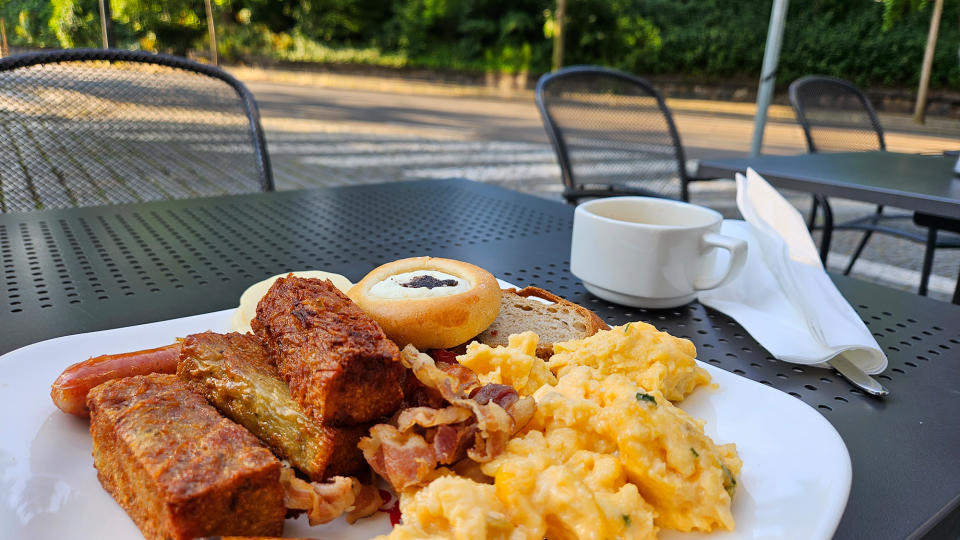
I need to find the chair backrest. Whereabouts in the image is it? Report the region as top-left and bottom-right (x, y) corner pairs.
(0, 49), (273, 212)
(788, 75), (885, 153)
(536, 66), (688, 200)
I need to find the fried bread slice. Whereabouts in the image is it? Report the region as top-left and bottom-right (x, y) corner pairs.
(87, 374), (285, 540)
(177, 331), (369, 480)
(252, 276), (404, 425)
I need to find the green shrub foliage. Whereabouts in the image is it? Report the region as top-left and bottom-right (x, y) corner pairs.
(1, 0), (957, 87)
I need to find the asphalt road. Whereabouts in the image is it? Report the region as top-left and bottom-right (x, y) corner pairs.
(240, 78), (960, 302)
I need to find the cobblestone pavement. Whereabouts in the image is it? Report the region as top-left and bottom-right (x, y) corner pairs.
(245, 78), (960, 303)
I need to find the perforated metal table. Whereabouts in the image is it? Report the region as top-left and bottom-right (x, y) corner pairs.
(697, 152), (960, 219)
(1, 179), (958, 539)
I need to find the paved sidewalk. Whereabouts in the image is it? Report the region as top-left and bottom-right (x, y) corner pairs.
(231, 68), (960, 302)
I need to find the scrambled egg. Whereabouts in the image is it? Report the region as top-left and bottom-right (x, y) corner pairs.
(380, 323), (740, 540)
(458, 332), (556, 396)
(482, 429), (657, 540)
(549, 322), (711, 402)
(382, 475), (522, 540)
(530, 366), (741, 532)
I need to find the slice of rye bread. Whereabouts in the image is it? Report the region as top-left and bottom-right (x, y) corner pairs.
(473, 286), (609, 358)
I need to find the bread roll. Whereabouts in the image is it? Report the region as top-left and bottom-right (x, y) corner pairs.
(348, 257), (501, 349)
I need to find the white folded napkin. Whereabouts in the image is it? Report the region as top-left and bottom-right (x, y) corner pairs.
(698, 168), (888, 374)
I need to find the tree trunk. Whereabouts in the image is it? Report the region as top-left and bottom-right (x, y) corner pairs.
(552, 0), (566, 71)
(205, 0), (218, 65)
(913, 0), (944, 124)
(98, 0), (113, 48)
(0, 19), (8, 58)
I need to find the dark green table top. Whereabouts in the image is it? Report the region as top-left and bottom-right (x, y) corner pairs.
(698, 151), (960, 219)
(1, 179), (959, 539)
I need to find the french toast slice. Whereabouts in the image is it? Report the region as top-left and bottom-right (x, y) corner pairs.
(252, 276), (404, 425)
(87, 374), (285, 540)
(177, 331), (369, 480)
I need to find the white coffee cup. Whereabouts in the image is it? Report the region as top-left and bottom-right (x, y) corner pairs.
(571, 197), (747, 309)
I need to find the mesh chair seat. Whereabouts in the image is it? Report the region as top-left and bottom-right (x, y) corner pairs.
(0, 49), (272, 212)
(536, 66), (708, 203)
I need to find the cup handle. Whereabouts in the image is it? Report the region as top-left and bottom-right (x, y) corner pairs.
(693, 232), (748, 291)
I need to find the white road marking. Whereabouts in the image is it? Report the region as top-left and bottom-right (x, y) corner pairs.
(827, 252), (956, 296)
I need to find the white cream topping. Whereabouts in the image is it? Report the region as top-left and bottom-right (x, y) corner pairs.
(368, 270), (471, 299)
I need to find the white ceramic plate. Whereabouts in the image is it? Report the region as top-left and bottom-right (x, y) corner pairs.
(0, 297), (852, 539)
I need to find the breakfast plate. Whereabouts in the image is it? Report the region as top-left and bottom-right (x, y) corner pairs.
(0, 286), (852, 540)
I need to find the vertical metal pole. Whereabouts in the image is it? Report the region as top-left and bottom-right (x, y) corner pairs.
(913, 0), (943, 124)
(552, 0), (566, 71)
(750, 0), (790, 157)
(98, 0), (113, 48)
(204, 0), (218, 65)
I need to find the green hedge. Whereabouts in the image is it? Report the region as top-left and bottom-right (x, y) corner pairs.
(2, 0), (958, 88)
(630, 0), (959, 88)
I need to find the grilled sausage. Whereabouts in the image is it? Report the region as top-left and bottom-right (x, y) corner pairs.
(50, 342), (181, 417)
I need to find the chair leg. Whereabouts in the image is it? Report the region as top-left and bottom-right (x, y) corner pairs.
(807, 195), (819, 231)
(680, 179), (690, 203)
(843, 205), (883, 275)
(918, 227), (937, 296)
(843, 230), (873, 275)
(953, 262), (960, 305)
(818, 196), (834, 264)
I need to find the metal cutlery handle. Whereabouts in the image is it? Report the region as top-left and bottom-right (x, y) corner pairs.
(829, 355), (889, 397)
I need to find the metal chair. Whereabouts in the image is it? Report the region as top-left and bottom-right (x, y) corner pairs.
(789, 75), (959, 298)
(0, 49), (273, 212)
(536, 65), (713, 204)
(914, 212), (960, 304)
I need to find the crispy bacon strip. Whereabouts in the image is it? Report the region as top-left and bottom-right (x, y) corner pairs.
(401, 346), (535, 446)
(346, 482), (384, 524)
(359, 424), (436, 492)
(468, 383), (536, 461)
(280, 467), (354, 525)
(430, 423), (478, 465)
(397, 405), (473, 431)
(458, 395), (521, 462)
(401, 351), (482, 409)
(435, 358), (482, 395)
(362, 346), (536, 491)
(278, 466), (383, 526)
(400, 346), (480, 402)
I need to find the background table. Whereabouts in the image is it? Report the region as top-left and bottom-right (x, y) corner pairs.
(697, 151), (960, 219)
(1, 179), (958, 539)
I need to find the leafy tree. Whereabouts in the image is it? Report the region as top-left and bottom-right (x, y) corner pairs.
(1, 0), (58, 47)
(111, 0), (206, 54)
(381, 0), (550, 72)
(225, 0), (298, 33)
(881, 0), (929, 29)
(290, 0), (391, 44)
(0, 0), (955, 89)
(556, 0), (662, 72)
(49, 0), (102, 47)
